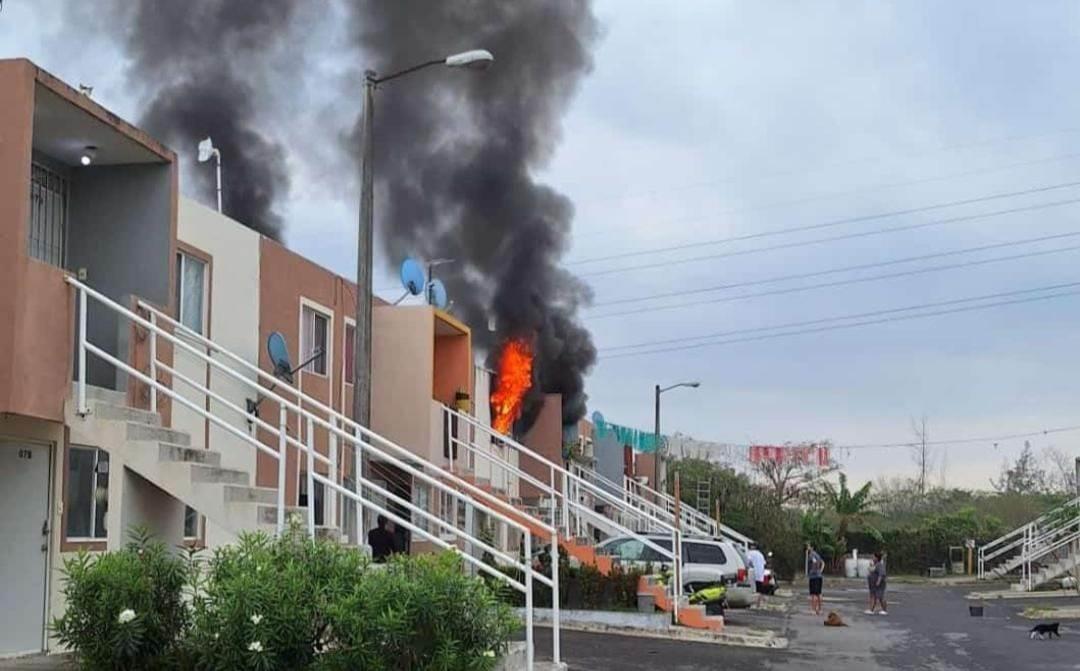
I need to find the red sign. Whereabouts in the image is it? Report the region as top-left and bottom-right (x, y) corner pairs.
(749, 444), (830, 467)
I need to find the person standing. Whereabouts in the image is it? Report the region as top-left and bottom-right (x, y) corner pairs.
(746, 543), (768, 607)
(806, 542), (825, 615)
(865, 554), (879, 614)
(870, 552), (887, 615)
(368, 515), (397, 563)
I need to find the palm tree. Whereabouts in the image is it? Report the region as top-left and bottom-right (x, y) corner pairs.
(820, 473), (873, 556)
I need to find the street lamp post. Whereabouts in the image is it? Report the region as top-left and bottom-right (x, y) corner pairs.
(352, 49), (493, 429)
(653, 381), (701, 494)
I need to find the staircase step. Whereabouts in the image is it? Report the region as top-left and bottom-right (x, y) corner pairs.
(190, 464), (249, 485)
(92, 401), (161, 426)
(159, 443), (221, 467)
(257, 504), (305, 526)
(127, 422), (191, 446)
(224, 485), (278, 504)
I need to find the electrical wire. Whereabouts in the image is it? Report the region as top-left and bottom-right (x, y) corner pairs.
(600, 281), (1080, 358)
(574, 179), (1080, 268)
(592, 229), (1080, 308)
(580, 195), (1080, 279)
(573, 149), (1080, 240)
(588, 237), (1080, 321)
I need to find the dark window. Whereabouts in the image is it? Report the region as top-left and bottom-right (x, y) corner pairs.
(66, 448), (109, 539)
(28, 162), (68, 267)
(301, 305), (330, 376)
(685, 542), (727, 565)
(344, 323), (355, 384)
(641, 538), (673, 562)
(184, 506), (200, 539)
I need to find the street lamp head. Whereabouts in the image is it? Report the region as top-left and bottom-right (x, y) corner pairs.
(688, 381), (701, 388)
(445, 49), (494, 70)
(79, 146), (97, 166)
(197, 137), (217, 163)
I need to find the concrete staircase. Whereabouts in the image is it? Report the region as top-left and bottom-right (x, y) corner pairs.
(65, 385), (309, 543)
(1010, 546), (1078, 591)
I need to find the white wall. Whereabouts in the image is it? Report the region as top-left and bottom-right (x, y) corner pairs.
(176, 199), (261, 547)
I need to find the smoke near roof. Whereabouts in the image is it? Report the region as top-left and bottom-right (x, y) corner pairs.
(344, 0), (600, 427)
(81, 0), (297, 240)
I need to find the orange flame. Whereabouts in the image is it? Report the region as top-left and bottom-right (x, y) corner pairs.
(490, 338), (534, 435)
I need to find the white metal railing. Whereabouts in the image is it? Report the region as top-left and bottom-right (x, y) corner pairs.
(443, 405), (684, 621)
(70, 278), (558, 670)
(623, 473), (756, 550)
(978, 496), (1080, 580)
(1019, 516), (1080, 590)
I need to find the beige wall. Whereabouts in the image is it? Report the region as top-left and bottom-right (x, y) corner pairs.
(372, 306), (435, 462)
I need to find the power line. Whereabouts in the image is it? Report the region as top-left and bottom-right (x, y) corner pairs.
(600, 281), (1080, 358)
(579, 195), (1080, 279)
(574, 149), (1080, 240)
(588, 234), (1080, 320)
(571, 126), (1080, 208)
(573, 179), (1080, 271)
(592, 230), (1080, 308)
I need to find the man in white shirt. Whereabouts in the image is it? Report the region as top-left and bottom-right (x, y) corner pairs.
(746, 542), (768, 607)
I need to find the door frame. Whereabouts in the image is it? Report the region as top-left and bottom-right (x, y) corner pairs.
(0, 436), (57, 655)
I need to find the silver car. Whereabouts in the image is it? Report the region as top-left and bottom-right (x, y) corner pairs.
(595, 534), (755, 607)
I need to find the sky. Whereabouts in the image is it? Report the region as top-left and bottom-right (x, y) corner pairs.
(6, 1), (1080, 490)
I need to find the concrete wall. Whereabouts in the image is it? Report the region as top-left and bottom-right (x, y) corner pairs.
(593, 431), (626, 498)
(371, 306), (435, 462)
(520, 394), (564, 500)
(175, 198), (261, 476)
(67, 163), (173, 390)
(0, 60), (73, 423)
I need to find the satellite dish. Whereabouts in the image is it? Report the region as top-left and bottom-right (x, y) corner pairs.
(428, 278), (449, 309)
(197, 137), (216, 163)
(266, 331), (294, 384)
(400, 258), (426, 296)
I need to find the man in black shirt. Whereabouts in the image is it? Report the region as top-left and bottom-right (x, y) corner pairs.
(368, 515), (397, 562)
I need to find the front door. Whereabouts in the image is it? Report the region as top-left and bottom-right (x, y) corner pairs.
(0, 443), (51, 656)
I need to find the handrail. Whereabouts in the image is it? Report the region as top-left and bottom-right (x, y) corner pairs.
(979, 496), (1080, 579)
(71, 278), (555, 669)
(618, 472), (717, 537)
(443, 405), (684, 621)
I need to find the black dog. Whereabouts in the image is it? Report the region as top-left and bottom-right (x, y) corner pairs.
(1030, 623), (1061, 640)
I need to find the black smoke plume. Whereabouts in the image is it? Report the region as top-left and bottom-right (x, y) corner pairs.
(84, 1), (297, 240)
(346, 1), (600, 428)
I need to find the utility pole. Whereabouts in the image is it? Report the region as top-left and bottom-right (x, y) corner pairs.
(653, 384), (661, 495)
(353, 71), (375, 429)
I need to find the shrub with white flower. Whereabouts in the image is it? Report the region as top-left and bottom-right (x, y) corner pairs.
(250, 614), (263, 625)
(248, 641), (263, 653)
(117, 609), (136, 625)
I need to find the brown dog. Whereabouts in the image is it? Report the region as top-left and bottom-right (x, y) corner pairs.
(824, 611), (848, 627)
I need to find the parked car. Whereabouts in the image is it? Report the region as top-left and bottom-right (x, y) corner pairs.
(594, 534), (756, 607)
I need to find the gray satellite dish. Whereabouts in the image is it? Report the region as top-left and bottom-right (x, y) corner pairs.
(267, 331), (294, 384)
(428, 278), (449, 309)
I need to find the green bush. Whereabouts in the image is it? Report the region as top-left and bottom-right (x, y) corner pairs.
(317, 553), (517, 671)
(182, 527), (368, 671)
(55, 524), (516, 671)
(52, 528), (189, 671)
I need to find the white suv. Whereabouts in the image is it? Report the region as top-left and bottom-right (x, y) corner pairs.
(595, 534), (753, 606)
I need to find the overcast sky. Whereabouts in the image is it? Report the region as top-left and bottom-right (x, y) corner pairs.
(7, 1), (1080, 489)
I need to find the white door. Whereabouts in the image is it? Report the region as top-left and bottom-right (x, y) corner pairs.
(0, 443), (51, 656)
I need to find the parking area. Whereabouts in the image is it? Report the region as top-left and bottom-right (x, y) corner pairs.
(536, 582), (1080, 670)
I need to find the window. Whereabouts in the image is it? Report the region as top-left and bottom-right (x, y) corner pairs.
(66, 447), (109, 540)
(344, 322), (355, 384)
(298, 474), (326, 526)
(175, 252), (207, 334)
(300, 304), (329, 375)
(28, 162), (68, 267)
(684, 542), (727, 566)
(184, 506), (200, 540)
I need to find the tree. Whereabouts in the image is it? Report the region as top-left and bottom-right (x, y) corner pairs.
(991, 442), (1048, 495)
(1042, 447), (1078, 495)
(752, 442), (836, 506)
(910, 415), (935, 496)
(820, 473), (873, 556)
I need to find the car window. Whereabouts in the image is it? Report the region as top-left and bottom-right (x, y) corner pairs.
(641, 538), (672, 562)
(684, 542), (727, 565)
(603, 538), (649, 562)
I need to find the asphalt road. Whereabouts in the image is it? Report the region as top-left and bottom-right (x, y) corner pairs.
(534, 583), (1080, 671)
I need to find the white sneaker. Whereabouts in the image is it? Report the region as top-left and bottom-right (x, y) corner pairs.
(879, 611), (888, 616)
(864, 610), (874, 615)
